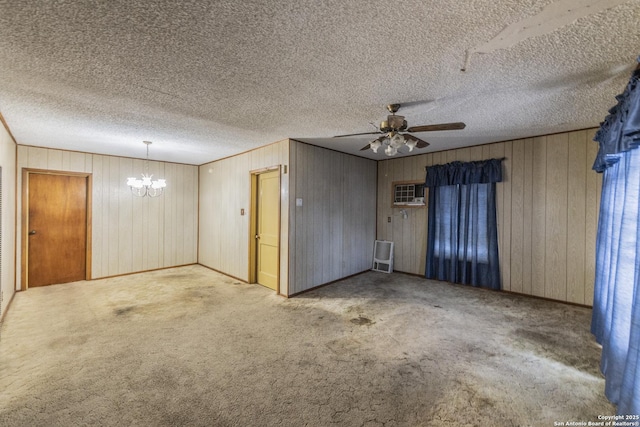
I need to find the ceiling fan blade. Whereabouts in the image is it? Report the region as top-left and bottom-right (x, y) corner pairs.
(416, 139), (429, 149)
(406, 122), (466, 133)
(333, 131), (382, 138)
(403, 134), (430, 149)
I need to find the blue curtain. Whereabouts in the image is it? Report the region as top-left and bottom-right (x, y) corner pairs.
(591, 59), (640, 415)
(425, 159), (503, 290)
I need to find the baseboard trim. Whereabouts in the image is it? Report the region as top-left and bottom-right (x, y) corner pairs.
(91, 263), (199, 281)
(394, 269), (593, 308)
(501, 290), (592, 308)
(0, 290), (17, 324)
(197, 264), (249, 284)
(287, 269), (371, 298)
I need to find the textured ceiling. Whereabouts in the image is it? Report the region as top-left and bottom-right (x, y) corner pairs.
(0, 0), (638, 164)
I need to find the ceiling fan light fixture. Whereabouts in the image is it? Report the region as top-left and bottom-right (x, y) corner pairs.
(390, 133), (405, 148)
(405, 138), (417, 152)
(340, 104), (462, 157)
(370, 139), (382, 153)
(385, 145), (398, 156)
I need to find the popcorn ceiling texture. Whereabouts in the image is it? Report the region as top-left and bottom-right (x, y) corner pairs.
(0, 0), (638, 164)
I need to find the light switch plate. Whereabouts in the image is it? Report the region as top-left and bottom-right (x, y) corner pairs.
(296, 198), (303, 207)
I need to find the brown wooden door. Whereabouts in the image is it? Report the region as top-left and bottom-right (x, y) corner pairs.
(28, 173), (88, 287)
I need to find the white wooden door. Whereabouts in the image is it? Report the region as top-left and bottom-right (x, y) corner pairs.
(256, 170), (279, 290)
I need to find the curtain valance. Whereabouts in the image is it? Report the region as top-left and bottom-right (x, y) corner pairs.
(425, 158), (503, 187)
(593, 58), (640, 173)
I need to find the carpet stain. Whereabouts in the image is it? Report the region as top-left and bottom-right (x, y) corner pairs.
(114, 306), (136, 316)
(48, 334), (89, 349)
(345, 305), (363, 314)
(181, 288), (222, 306)
(326, 337), (363, 354)
(350, 316), (374, 326)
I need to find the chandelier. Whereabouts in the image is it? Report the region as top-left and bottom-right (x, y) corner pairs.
(126, 141), (167, 197)
(369, 132), (418, 156)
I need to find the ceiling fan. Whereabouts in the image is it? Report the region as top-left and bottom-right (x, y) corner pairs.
(334, 104), (466, 156)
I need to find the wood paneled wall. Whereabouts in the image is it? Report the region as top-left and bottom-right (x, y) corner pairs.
(198, 140), (290, 294)
(0, 123), (16, 317)
(377, 129), (602, 305)
(288, 141), (377, 295)
(16, 146), (198, 289)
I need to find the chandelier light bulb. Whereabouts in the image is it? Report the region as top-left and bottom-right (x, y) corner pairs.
(152, 179), (167, 190)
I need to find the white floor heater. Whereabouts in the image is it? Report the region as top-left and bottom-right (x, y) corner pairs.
(372, 240), (394, 273)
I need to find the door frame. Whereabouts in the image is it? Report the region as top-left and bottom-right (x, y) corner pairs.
(21, 168), (92, 290)
(248, 165), (281, 294)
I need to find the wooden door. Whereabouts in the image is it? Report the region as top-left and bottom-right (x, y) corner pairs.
(27, 173), (88, 287)
(256, 170), (279, 290)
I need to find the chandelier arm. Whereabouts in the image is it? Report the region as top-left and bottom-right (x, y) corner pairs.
(130, 186), (145, 197)
(148, 188), (163, 197)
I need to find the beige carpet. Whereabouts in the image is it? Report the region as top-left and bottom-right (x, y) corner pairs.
(0, 265), (614, 426)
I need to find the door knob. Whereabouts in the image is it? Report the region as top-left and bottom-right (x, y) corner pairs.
(29, 230), (36, 235)
(255, 234), (260, 239)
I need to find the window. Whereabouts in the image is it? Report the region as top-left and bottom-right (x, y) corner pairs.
(424, 158), (504, 290)
(432, 183), (489, 263)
